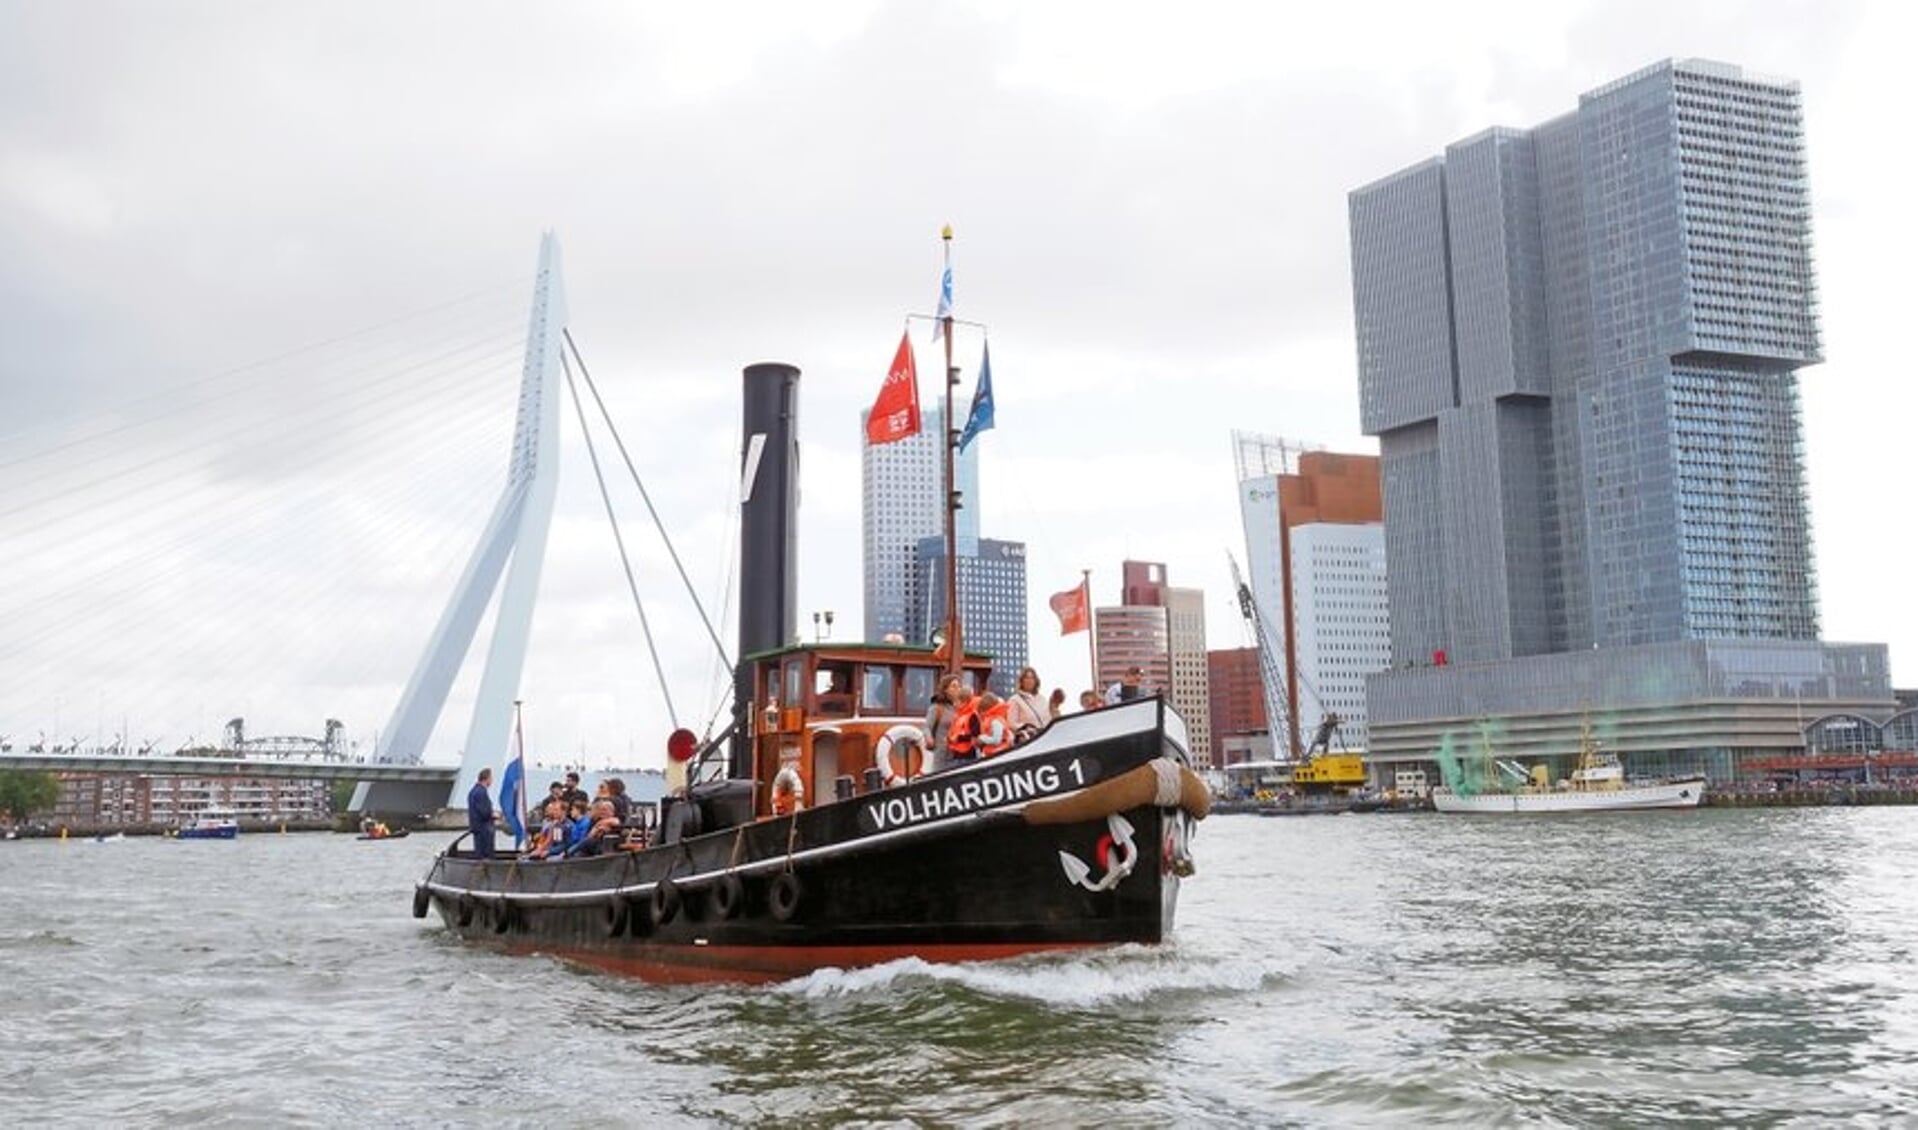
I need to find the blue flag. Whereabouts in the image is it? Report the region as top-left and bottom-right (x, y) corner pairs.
(958, 341), (995, 452)
(499, 757), (525, 843)
(931, 264), (954, 341)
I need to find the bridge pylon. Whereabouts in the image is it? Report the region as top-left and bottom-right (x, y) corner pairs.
(352, 233), (567, 818)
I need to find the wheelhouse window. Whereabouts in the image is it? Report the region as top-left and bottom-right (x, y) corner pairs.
(903, 666), (936, 711)
(861, 666), (895, 714)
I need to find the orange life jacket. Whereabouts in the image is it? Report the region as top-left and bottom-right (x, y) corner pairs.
(978, 701), (1015, 757)
(946, 698), (981, 756)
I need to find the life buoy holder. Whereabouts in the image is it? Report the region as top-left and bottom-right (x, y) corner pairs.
(771, 765), (805, 816)
(873, 724), (927, 788)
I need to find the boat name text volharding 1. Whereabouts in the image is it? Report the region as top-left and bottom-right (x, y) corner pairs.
(862, 758), (1099, 832)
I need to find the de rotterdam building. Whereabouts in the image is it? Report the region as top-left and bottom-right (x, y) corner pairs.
(1348, 59), (1899, 782)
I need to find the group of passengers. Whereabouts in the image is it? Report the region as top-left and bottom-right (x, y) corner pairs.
(924, 664), (1155, 771)
(518, 771), (638, 861)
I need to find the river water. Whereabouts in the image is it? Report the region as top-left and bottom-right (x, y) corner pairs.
(3, 808), (1914, 1126)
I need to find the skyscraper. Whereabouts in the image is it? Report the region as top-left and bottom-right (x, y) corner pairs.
(1206, 647), (1268, 764)
(1237, 450), (1390, 755)
(910, 536), (1029, 698)
(1349, 59), (1893, 781)
(1094, 561), (1212, 765)
(860, 403), (980, 643)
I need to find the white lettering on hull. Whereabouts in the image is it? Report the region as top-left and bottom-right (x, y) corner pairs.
(866, 763), (1067, 832)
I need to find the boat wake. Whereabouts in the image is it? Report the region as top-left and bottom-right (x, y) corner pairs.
(779, 943), (1290, 1008)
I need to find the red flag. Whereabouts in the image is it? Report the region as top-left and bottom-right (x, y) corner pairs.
(1049, 583), (1089, 636)
(865, 331), (921, 446)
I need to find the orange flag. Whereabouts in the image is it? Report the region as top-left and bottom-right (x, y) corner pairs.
(1049, 583), (1089, 635)
(865, 331), (921, 445)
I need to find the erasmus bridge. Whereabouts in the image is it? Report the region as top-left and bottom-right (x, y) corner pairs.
(0, 235), (717, 816)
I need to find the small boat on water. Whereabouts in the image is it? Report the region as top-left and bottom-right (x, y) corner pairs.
(413, 240), (1210, 982)
(177, 809), (241, 840)
(1432, 719), (1706, 814)
(358, 820), (411, 841)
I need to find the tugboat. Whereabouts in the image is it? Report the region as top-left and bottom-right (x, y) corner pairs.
(413, 245), (1209, 983)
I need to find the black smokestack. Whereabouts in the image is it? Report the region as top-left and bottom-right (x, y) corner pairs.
(732, 361), (800, 778)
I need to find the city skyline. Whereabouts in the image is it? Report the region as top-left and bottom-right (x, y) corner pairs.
(1, 5), (1911, 763)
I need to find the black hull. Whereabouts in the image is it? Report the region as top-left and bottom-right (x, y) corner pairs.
(416, 701), (1201, 983)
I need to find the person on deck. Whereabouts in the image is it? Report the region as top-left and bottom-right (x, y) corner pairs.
(603, 778), (633, 824)
(566, 798), (592, 851)
(1079, 690), (1103, 712)
(523, 799), (568, 860)
(561, 772), (589, 811)
(942, 681), (982, 768)
(467, 768), (498, 860)
(569, 800), (623, 858)
(974, 693), (1015, 757)
(1007, 667), (1049, 744)
(1105, 666), (1146, 705)
(926, 674), (976, 771)
(1048, 687), (1067, 721)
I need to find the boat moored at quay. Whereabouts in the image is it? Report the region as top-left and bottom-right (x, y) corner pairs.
(1432, 720), (1707, 814)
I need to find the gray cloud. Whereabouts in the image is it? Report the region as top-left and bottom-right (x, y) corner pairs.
(2, 1), (1907, 762)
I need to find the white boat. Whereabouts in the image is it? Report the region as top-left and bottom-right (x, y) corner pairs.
(1433, 720), (1706, 814)
(1433, 776), (1705, 813)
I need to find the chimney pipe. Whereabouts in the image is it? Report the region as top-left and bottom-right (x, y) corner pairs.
(732, 361), (800, 778)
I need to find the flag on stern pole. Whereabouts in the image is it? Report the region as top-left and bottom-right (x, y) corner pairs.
(1049, 578), (1090, 636)
(865, 330), (922, 446)
(499, 756), (526, 845)
(930, 261), (954, 341)
(957, 341), (995, 453)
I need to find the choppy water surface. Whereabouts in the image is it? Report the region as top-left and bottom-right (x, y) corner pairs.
(3, 808), (1915, 1126)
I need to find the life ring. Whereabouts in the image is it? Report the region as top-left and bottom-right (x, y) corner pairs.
(769, 871), (804, 923)
(411, 886), (431, 920)
(712, 873), (746, 920)
(652, 878), (682, 926)
(771, 765), (805, 816)
(873, 724), (927, 787)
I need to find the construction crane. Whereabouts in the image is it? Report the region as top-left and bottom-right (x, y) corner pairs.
(1228, 551), (1296, 760)
(1228, 551), (1364, 790)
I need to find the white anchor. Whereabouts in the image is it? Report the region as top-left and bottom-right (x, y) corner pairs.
(1057, 813), (1138, 892)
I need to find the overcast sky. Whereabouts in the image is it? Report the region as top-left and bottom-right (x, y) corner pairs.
(2, 1), (1912, 765)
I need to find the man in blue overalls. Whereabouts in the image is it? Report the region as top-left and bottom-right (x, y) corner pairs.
(468, 768), (498, 860)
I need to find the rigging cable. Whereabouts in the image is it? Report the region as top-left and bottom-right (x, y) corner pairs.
(560, 350), (679, 729)
(563, 329), (733, 674)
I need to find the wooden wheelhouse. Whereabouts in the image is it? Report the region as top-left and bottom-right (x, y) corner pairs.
(746, 643), (993, 818)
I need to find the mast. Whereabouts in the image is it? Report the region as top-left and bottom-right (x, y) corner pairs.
(939, 225), (962, 680)
(1081, 569), (1097, 693)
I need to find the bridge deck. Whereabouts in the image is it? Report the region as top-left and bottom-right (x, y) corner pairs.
(0, 753), (455, 782)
